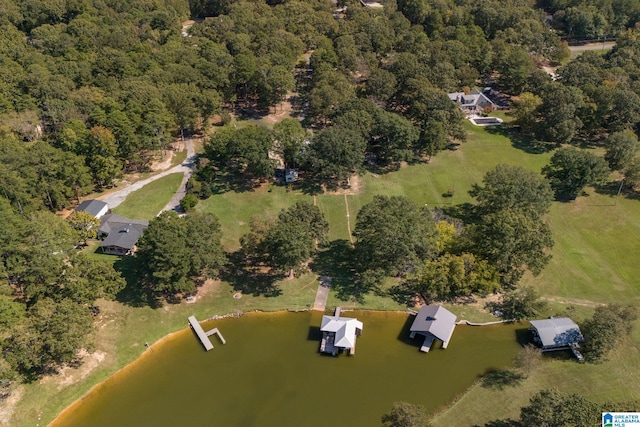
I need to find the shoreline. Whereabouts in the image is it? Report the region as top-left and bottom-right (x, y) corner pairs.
(47, 307), (501, 426)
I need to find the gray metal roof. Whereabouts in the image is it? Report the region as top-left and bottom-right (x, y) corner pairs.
(529, 318), (584, 348)
(76, 199), (108, 218)
(410, 305), (457, 344)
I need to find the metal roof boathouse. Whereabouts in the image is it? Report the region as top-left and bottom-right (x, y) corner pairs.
(529, 317), (584, 361)
(409, 305), (457, 353)
(320, 307), (363, 356)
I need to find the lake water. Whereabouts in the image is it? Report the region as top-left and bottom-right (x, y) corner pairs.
(51, 311), (523, 427)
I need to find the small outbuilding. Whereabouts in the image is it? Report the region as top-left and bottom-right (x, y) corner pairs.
(75, 199), (108, 219)
(320, 308), (363, 356)
(409, 305), (457, 352)
(529, 317), (584, 353)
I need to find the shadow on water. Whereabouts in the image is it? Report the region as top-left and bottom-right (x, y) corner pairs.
(395, 313), (419, 348)
(515, 326), (533, 346)
(307, 325), (323, 342)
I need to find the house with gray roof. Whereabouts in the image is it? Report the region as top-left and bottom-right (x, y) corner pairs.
(448, 89), (496, 113)
(75, 199), (108, 219)
(320, 308), (363, 356)
(529, 317), (584, 352)
(409, 305), (457, 352)
(98, 213), (148, 256)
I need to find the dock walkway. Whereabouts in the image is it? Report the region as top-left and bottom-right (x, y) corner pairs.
(188, 315), (226, 351)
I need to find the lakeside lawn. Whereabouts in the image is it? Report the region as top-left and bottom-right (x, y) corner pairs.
(17, 122), (640, 427)
(111, 172), (184, 221)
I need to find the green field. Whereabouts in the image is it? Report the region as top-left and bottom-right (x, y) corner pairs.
(111, 173), (183, 221)
(18, 122), (640, 427)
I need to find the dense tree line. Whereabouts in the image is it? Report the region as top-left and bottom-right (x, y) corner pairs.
(0, 198), (125, 382)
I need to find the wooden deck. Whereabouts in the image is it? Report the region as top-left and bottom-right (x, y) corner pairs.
(320, 332), (337, 356)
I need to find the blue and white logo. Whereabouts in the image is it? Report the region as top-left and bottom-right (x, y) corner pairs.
(603, 413), (613, 427)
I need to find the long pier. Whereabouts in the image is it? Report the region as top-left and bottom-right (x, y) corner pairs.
(188, 315), (226, 351)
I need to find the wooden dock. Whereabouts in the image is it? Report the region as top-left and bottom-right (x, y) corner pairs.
(188, 315), (226, 351)
(320, 332), (337, 356)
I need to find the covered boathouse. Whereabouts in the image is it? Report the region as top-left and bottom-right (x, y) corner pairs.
(320, 307), (363, 356)
(409, 305), (457, 352)
(529, 317), (584, 361)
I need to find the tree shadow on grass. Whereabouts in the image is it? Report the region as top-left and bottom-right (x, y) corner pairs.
(220, 251), (284, 297)
(309, 240), (371, 303)
(485, 125), (556, 155)
(480, 368), (525, 390)
(207, 169), (266, 195)
(476, 419), (521, 427)
(440, 202), (479, 224)
(388, 284), (415, 307)
(113, 256), (162, 308)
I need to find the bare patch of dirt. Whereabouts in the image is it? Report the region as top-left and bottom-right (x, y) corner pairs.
(0, 386), (22, 427)
(196, 279), (222, 299)
(323, 174), (364, 195)
(37, 350), (107, 393)
(262, 99), (295, 125)
(149, 140), (184, 172)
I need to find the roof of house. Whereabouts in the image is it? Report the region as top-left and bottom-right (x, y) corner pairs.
(529, 317), (584, 348)
(321, 315), (363, 349)
(99, 214), (149, 250)
(410, 305), (457, 344)
(447, 89), (495, 107)
(99, 214), (149, 235)
(76, 199), (108, 218)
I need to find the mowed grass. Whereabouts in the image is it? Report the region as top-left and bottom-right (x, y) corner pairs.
(196, 122), (640, 425)
(111, 173), (183, 221)
(28, 122), (640, 427)
(431, 325), (640, 426)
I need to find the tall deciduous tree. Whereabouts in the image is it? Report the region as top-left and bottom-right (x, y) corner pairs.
(542, 147), (610, 200)
(381, 401), (427, 427)
(135, 211), (225, 297)
(273, 118), (307, 169)
(581, 304), (637, 363)
(604, 130), (640, 171)
(519, 389), (600, 427)
(470, 164), (553, 218)
(307, 126), (366, 187)
(473, 209), (553, 286)
(67, 210), (100, 245)
(4, 298), (93, 378)
(406, 253), (500, 302)
(353, 196), (435, 277)
(243, 202), (328, 277)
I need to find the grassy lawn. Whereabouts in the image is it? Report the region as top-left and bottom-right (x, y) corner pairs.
(431, 325), (640, 426)
(111, 173), (183, 221)
(21, 122), (640, 427)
